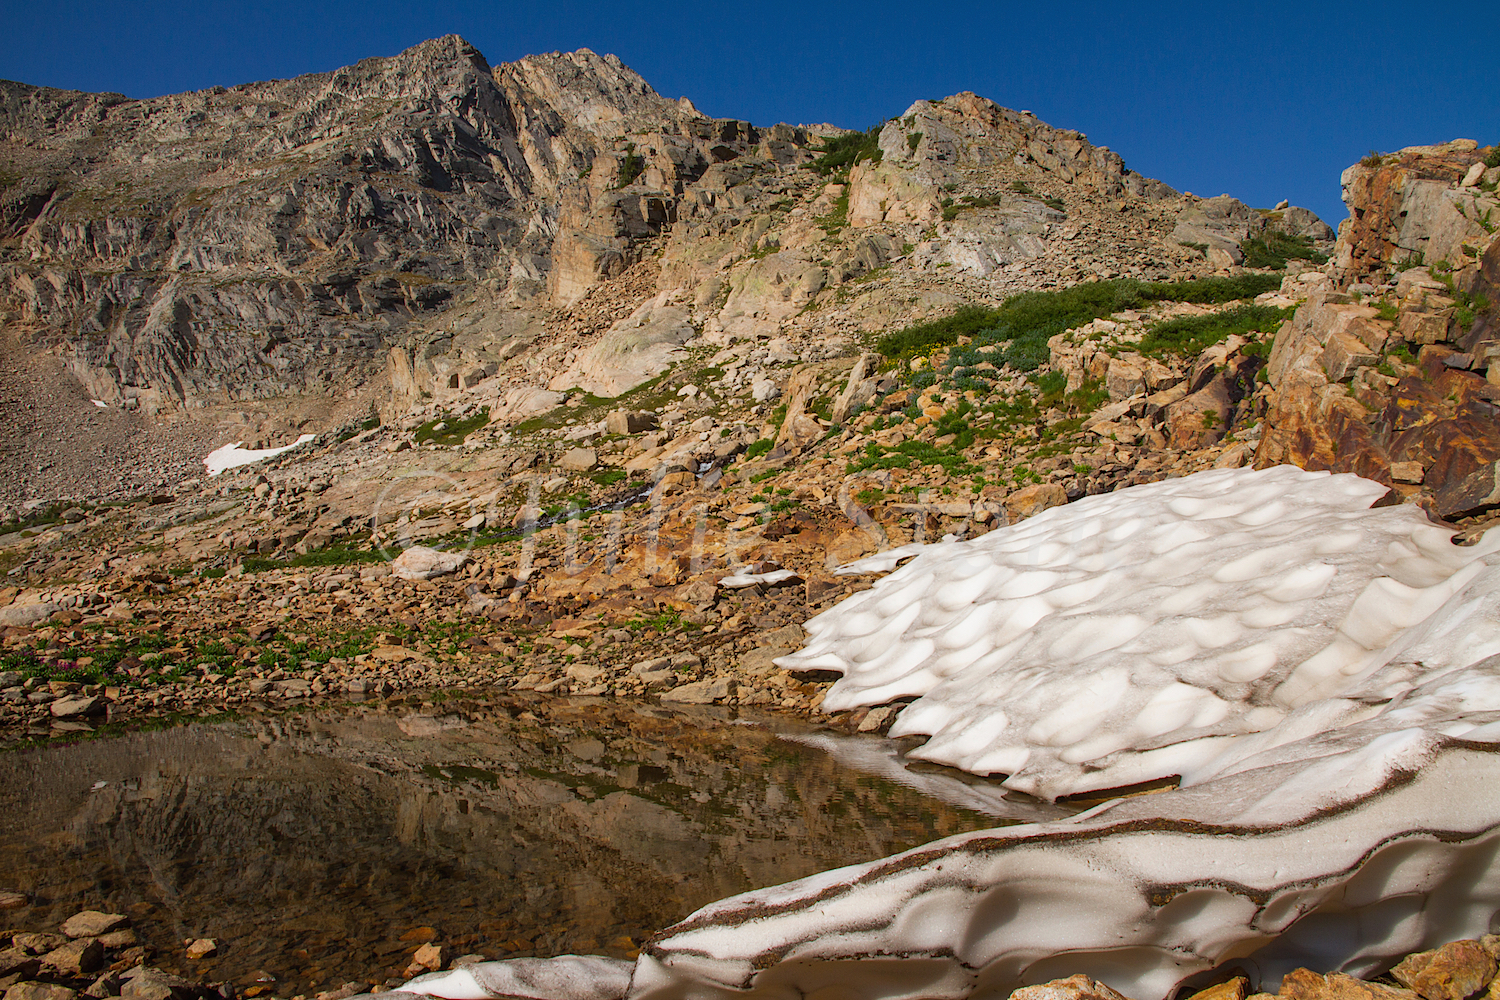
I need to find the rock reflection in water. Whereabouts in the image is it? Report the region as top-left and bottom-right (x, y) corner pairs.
(0, 694), (1054, 996)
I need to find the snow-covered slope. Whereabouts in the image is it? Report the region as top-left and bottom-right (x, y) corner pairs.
(389, 466), (1500, 1000)
(780, 465), (1500, 800)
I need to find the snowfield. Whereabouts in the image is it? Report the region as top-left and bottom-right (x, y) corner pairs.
(391, 465), (1500, 1000)
(203, 434), (316, 476)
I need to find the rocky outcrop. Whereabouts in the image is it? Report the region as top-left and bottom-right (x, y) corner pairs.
(1256, 237), (1500, 518)
(547, 292), (696, 397)
(1332, 140), (1499, 285)
(0, 38), (772, 412)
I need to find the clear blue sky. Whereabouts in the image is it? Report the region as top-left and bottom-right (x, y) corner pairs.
(3, 0), (1497, 226)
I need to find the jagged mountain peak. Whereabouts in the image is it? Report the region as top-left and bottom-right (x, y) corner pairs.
(504, 46), (687, 135)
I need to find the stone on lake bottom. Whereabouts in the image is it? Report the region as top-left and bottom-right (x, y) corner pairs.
(5, 983), (78, 1000)
(59, 911), (128, 939)
(41, 939), (102, 976)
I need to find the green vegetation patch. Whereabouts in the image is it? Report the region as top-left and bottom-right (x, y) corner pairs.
(1239, 231), (1329, 270)
(875, 274), (1283, 372)
(1136, 304), (1292, 359)
(810, 127), (884, 176)
(414, 407), (489, 446)
(241, 543), (386, 573)
(816, 188), (851, 236)
(337, 416), (381, 443)
(743, 439), (773, 461)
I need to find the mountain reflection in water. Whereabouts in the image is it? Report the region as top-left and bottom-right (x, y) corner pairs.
(0, 694), (1063, 995)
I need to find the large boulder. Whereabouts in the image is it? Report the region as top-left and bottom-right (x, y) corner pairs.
(718, 254), (826, 339)
(390, 546), (468, 581)
(549, 293), (696, 397)
(1170, 195), (1257, 261)
(0, 602), (58, 627)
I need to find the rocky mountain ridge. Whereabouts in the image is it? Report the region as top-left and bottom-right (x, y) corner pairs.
(2, 34), (1327, 450)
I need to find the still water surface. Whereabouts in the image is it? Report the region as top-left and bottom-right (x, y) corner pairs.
(0, 694), (1064, 995)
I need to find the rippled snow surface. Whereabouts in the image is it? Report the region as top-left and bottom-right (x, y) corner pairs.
(780, 465), (1500, 800)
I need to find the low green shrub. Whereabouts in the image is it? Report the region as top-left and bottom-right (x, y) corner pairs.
(810, 127), (883, 176)
(1239, 231), (1329, 270)
(414, 407), (489, 446)
(875, 274), (1282, 373)
(1136, 304), (1292, 358)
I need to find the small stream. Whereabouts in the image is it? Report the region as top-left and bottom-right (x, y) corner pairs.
(0, 695), (1067, 996)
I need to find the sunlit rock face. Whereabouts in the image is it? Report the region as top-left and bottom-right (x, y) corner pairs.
(394, 466), (1500, 1000)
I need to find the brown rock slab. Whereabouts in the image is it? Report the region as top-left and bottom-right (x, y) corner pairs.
(4, 983), (78, 1000)
(606, 410), (657, 435)
(659, 676), (736, 704)
(390, 546), (467, 582)
(1392, 940), (1497, 1000)
(58, 911), (127, 943)
(41, 939), (103, 977)
(1004, 483), (1067, 521)
(0, 948), (41, 978)
(119, 966), (211, 1000)
(1322, 329), (1379, 382)
(1010, 974), (1135, 1000)
(773, 365), (830, 454)
(49, 696), (104, 719)
(1278, 969), (1418, 1000)
(95, 931), (137, 949)
(557, 447), (598, 472)
(183, 940), (216, 961)
(12, 934), (65, 955)
(410, 942), (444, 972)
(1391, 461), (1426, 484)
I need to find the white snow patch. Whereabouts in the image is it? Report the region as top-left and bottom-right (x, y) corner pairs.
(719, 569), (800, 588)
(399, 956), (632, 1000)
(777, 465), (1500, 800)
(203, 434), (315, 476)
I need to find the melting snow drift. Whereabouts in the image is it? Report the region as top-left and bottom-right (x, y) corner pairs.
(390, 466), (1500, 1000)
(203, 434), (315, 476)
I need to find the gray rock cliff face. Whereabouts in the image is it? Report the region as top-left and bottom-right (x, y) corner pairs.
(0, 37), (724, 411)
